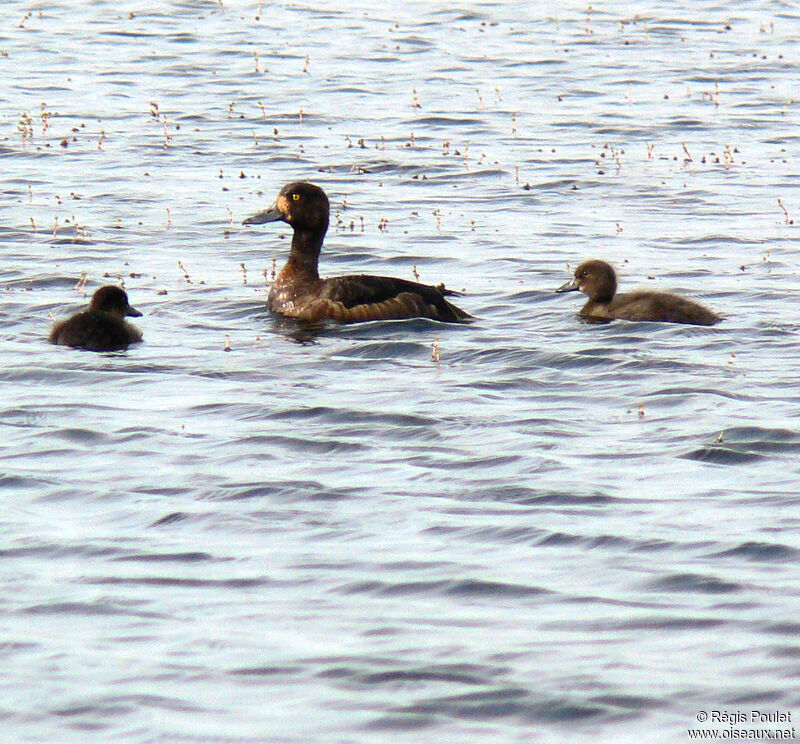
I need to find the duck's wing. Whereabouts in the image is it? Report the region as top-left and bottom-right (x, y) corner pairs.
(318, 274), (473, 323)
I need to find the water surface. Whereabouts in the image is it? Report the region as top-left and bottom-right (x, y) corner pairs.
(2, 2), (800, 742)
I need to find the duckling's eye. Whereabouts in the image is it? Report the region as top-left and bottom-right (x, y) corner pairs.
(292, 193), (301, 201)
(580, 270), (588, 277)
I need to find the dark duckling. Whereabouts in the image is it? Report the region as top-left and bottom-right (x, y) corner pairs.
(555, 259), (721, 326)
(242, 182), (472, 323)
(49, 285), (143, 351)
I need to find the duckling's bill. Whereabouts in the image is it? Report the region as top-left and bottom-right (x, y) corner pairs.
(555, 277), (580, 293)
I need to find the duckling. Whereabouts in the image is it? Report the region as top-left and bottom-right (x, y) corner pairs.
(49, 285), (143, 350)
(243, 182), (472, 323)
(556, 259), (721, 326)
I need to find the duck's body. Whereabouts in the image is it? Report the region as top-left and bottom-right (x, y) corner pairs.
(556, 259), (721, 326)
(49, 286), (143, 351)
(269, 268), (469, 324)
(244, 182), (472, 324)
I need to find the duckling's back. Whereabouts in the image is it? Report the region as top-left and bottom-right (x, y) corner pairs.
(607, 290), (721, 326)
(50, 311), (142, 351)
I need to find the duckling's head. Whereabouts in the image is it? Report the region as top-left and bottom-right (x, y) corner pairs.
(89, 285), (142, 318)
(243, 182), (329, 233)
(556, 259), (617, 303)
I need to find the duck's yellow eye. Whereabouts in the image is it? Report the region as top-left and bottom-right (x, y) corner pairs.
(292, 193), (300, 201)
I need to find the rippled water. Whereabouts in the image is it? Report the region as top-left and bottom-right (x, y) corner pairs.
(2, 1), (800, 741)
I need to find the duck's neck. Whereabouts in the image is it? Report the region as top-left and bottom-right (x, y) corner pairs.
(595, 270), (617, 303)
(591, 287), (615, 304)
(286, 226), (325, 279)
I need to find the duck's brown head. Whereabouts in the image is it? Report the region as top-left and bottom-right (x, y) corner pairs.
(243, 181), (330, 235)
(556, 259), (617, 303)
(89, 285), (142, 318)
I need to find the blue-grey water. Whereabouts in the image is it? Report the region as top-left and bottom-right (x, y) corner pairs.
(2, 1), (800, 742)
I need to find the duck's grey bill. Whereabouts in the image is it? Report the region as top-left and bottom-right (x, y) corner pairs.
(555, 277), (580, 294)
(242, 204), (283, 225)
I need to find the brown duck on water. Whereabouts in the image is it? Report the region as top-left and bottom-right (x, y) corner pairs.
(556, 259), (721, 326)
(243, 182), (472, 324)
(49, 285), (143, 351)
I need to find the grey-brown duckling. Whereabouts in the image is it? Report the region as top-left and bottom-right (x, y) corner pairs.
(556, 259), (721, 326)
(49, 285), (143, 350)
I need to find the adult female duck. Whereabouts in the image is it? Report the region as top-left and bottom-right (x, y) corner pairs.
(243, 182), (472, 323)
